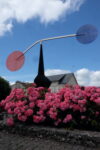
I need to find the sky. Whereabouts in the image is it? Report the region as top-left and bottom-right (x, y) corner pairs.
(0, 0), (100, 86)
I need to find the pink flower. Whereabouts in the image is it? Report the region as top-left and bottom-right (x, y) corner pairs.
(16, 101), (24, 107)
(81, 116), (86, 119)
(47, 88), (51, 92)
(20, 107), (25, 113)
(37, 102), (47, 110)
(14, 89), (25, 100)
(60, 102), (69, 111)
(33, 115), (45, 123)
(80, 107), (86, 112)
(5, 96), (12, 102)
(29, 96), (37, 102)
(37, 87), (45, 91)
(49, 112), (57, 120)
(7, 108), (14, 114)
(37, 110), (44, 115)
(78, 99), (87, 105)
(5, 103), (11, 110)
(73, 104), (80, 111)
(6, 118), (14, 126)
(95, 111), (100, 116)
(47, 108), (57, 120)
(94, 98), (100, 105)
(18, 115), (27, 122)
(0, 100), (6, 106)
(14, 107), (21, 114)
(29, 102), (35, 108)
(54, 119), (61, 126)
(63, 114), (72, 123)
(23, 100), (27, 105)
(27, 88), (39, 98)
(25, 109), (33, 116)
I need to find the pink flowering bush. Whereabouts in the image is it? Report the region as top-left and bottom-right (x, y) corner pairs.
(0, 85), (100, 131)
(6, 117), (14, 126)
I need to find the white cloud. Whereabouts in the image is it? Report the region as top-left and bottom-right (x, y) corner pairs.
(0, 76), (7, 80)
(75, 68), (100, 86)
(10, 81), (15, 85)
(45, 68), (100, 87)
(45, 69), (70, 76)
(0, 0), (85, 36)
(75, 68), (91, 86)
(10, 80), (33, 85)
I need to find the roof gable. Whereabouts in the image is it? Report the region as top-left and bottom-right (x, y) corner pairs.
(47, 74), (65, 82)
(47, 73), (77, 83)
(60, 73), (74, 84)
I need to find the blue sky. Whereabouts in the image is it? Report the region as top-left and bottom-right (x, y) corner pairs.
(0, 0), (100, 86)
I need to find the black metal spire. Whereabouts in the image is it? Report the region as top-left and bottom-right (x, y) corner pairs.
(34, 44), (51, 88)
(38, 44), (44, 75)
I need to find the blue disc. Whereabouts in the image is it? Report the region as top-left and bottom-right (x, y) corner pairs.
(76, 24), (98, 44)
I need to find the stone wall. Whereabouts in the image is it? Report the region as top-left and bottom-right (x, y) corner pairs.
(50, 82), (65, 92)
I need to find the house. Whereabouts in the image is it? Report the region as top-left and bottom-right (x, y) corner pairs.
(11, 73), (78, 92)
(11, 81), (33, 89)
(47, 73), (78, 92)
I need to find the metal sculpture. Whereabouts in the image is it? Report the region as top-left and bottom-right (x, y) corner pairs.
(6, 24), (98, 72)
(6, 51), (25, 71)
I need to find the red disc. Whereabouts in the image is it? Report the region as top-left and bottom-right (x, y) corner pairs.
(6, 51), (25, 71)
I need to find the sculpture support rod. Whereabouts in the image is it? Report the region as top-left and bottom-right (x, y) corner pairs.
(17, 33), (77, 59)
(24, 33), (77, 54)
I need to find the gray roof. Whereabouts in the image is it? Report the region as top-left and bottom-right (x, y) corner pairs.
(47, 73), (78, 85)
(47, 74), (65, 82)
(60, 73), (75, 84)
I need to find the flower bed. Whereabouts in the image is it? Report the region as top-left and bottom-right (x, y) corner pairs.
(0, 84), (100, 131)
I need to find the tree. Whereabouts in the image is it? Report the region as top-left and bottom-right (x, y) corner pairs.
(0, 77), (11, 101)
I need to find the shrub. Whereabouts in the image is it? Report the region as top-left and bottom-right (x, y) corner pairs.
(0, 77), (11, 101)
(0, 85), (100, 131)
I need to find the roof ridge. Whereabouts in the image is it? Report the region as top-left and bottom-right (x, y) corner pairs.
(47, 73), (72, 77)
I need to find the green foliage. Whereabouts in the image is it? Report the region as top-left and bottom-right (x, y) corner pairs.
(0, 77), (11, 101)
